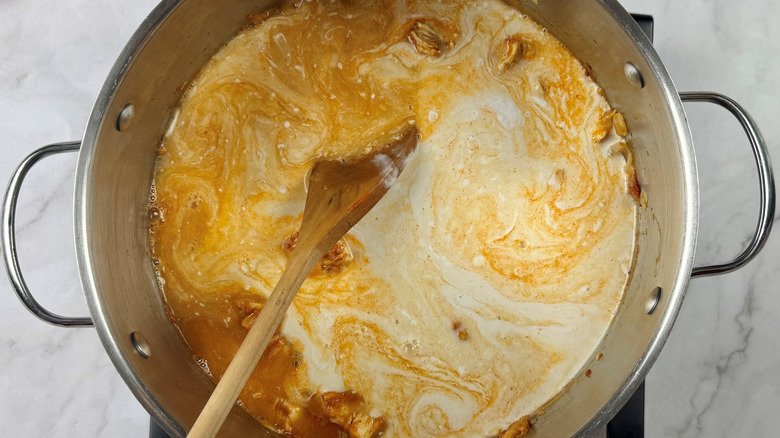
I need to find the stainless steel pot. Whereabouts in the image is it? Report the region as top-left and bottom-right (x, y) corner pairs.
(2, 0), (775, 436)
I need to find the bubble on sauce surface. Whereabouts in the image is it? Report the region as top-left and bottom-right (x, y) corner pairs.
(148, 206), (163, 223)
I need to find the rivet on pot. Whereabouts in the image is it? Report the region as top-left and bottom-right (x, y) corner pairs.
(130, 331), (152, 358)
(645, 287), (662, 315)
(624, 62), (645, 89)
(117, 103), (135, 132)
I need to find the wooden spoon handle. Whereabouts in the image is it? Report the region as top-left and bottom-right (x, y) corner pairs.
(187, 249), (317, 438)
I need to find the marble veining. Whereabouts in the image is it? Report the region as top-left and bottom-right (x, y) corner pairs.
(1, 0), (778, 436)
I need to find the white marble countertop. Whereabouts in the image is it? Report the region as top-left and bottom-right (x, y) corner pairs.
(1, 0), (777, 436)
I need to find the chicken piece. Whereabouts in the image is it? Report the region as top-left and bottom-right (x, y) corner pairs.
(309, 391), (387, 438)
(282, 231), (354, 275)
(592, 109), (615, 142)
(498, 416), (532, 437)
(236, 298), (265, 329)
(408, 20), (448, 57)
(497, 36), (525, 72)
(613, 111), (629, 137)
(609, 141), (641, 202)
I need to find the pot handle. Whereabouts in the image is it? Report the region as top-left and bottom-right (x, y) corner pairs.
(2, 141), (93, 327)
(680, 92), (776, 278)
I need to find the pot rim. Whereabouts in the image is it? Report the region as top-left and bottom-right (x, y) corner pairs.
(73, 0), (698, 436)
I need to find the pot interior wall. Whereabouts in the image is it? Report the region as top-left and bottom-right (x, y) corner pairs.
(80, 0), (281, 436)
(79, 0), (696, 437)
(510, 1), (696, 436)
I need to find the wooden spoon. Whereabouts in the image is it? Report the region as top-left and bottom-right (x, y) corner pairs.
(187, 123), (419, 438)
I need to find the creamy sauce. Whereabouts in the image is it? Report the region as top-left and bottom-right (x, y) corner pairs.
(149, 0), (639, 436)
